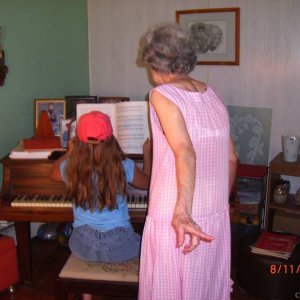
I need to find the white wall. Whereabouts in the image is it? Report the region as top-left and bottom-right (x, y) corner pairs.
(88, 0), (300, 166)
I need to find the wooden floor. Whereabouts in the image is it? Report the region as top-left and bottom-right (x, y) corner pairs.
(0, 234), (266, 300)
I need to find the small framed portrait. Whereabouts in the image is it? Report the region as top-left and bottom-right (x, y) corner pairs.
(98, 96), (130, 103)
(176, 7), (240, 65)
(65, 95), (97, 119)
(35, 99), (66, 136)
(60, 118), (77, 148)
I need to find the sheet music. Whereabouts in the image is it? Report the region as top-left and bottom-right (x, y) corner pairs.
(76, 102), (150, 154)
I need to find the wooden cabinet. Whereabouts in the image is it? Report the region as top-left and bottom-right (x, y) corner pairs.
(265, 152), (300, 232)
(229, 163), (268, 225)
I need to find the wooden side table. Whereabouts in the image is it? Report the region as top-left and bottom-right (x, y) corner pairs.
(265, 152), (300, 233)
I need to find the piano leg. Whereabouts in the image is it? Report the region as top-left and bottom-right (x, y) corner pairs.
(15, 222), (32, 286)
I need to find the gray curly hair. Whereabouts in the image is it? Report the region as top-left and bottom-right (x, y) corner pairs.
(141, 23), (197, 75)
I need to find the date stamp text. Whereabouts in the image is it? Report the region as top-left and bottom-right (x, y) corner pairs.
(269, 264), (300, 275)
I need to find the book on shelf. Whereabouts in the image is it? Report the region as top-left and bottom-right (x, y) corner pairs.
(9, 140), (65, 159)
(250, 231), (298, 260)
(76, 101), (150, 155)
(237, 178), (261, 204)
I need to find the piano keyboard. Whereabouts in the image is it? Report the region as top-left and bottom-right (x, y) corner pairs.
(11, 195), (72, 207)
(126, 195), (148, 209)
(11, 194), (148, 209)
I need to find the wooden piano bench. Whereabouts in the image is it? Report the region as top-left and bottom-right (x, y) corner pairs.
(54, 253), (139, 300)
(0, 235), (19, 294)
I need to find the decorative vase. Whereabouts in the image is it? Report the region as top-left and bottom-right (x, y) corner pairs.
(281, 135), (300, 162)
(277, 179), (290, 193)
(273, 185), (288, 204)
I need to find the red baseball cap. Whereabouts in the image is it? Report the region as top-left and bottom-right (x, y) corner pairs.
(77, 111), (113, 143)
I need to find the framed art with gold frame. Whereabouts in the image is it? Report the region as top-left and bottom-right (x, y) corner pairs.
(176, 7), (240, 65)
(34, 99), (66, 136)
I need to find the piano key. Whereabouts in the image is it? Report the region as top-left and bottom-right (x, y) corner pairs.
(11, 193), (148, 209)
(11, 195), (73, 208)
(127, 194), (148, 209)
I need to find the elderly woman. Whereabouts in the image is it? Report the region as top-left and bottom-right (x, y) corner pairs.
(138, 23), (237, 300)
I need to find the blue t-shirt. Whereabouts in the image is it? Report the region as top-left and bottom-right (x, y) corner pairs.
(60, 158), (135, 230)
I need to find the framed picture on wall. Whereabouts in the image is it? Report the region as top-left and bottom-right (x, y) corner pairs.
(176, 7), (240, 65)
(65, 95), (97, 119)
(34, 99), (66, 136)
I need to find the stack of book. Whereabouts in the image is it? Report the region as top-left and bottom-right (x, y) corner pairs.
(9, 141), (65, 159)
(237, 179), (261, 215)
(251, 231), (298, 260)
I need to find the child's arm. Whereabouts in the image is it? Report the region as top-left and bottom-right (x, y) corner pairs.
(130, 138), (152, 190)
(48, 139), (74, 182)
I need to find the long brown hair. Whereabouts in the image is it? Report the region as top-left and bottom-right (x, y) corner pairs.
(65, 136), (127, 211)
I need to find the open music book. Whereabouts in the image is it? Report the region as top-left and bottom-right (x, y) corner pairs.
(76, 101), (150, 154)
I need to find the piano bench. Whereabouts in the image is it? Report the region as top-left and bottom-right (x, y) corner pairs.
(0, 235), (19, 293)
(54, 253), (139, 300)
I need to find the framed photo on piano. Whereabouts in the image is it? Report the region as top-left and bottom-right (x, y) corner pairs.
(35, 99), (66, 136)
(65, 95), (97, 119)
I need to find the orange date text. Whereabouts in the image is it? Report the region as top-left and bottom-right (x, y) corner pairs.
(269, 264), (300, 275)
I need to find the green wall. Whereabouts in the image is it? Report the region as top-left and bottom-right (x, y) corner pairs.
(0, 0), (89, 185)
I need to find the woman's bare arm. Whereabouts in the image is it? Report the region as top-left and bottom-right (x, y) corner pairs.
(150, 90), (213, 254)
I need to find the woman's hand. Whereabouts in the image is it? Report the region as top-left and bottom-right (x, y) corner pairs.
(171, 213), (214, 255)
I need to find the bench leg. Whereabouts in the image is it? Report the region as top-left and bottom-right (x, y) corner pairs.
(54, 278), (68, 300)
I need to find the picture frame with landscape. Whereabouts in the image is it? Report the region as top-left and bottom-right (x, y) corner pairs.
(34, 99), (66, 136)
(176, 7), (240, 65)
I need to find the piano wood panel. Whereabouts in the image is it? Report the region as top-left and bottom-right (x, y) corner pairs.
(9, 159), (66, 195)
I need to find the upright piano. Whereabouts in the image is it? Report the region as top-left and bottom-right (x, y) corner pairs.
(0, 154), (147, 285)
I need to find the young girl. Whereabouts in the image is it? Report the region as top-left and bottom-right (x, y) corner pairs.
(49, 111), (151, 300)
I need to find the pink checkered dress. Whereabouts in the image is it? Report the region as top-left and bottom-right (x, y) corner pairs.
(138, 84), (232, 300)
